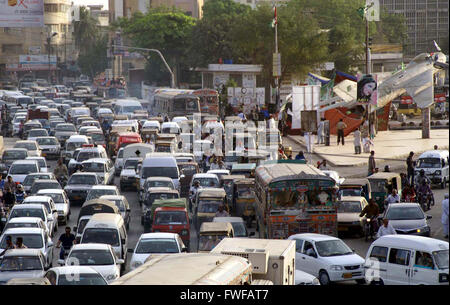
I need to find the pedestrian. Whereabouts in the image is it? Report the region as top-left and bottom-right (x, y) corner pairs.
(386, 189), (400, 205)
(442, 193), (449, 239)
(376, 218), (397, 238)
(15, 237), (27, 249)
(4, 175), (16, 193)
(434, 145), (438, 150)
(401, 184), (416, 202)
(316, 118), (324, 145)
(368, 151), (376, 176)
(295, 151), (306, 161)
(406, 152), (415, 186)
(353, 127), (362, 154)
(2, 187), (15, 209)
(336, 119), (347, 145)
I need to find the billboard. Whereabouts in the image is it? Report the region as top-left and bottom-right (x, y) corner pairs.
(7, 55), (57, 71)
(357, 74), (378, 106)
(0, 0), (44, 28)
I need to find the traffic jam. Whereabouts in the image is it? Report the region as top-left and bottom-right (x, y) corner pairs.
(0, 86), (448, 286)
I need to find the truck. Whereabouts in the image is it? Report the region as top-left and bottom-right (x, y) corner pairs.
(211, 237), (296, 285)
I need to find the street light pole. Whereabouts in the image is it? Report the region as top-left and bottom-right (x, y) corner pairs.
(47, 32), (58, 84)
(112, 45), (175, 88)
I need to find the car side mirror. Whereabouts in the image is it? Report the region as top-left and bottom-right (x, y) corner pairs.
(426, 215), (432, 219)
(117, 259), (125, 265)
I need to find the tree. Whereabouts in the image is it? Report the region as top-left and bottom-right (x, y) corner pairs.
(77, 34), (108, 79)
(73, 6), (99, 54)
(117, 7), (196, 86)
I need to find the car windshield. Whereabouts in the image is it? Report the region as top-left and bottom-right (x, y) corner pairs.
(230, 222), (246, 237)
(83, 162), (105, 173)
(30, 159), (46, 168)
(340, 189), (362, 197)
(237, 186), (253, 198)
(154, 211), (187, 225)
(416, 158), (442, 168)
(9, 208), (45, 221)
(28, 130), (47, 137)
(36, 138), (58, 145)
(4, 222), (39, 230)
(122, 105), (142, 113)
(196, 178), (219, 187)
(77, 219), (89, 234)
(87, 189), (116, 201)
(179, 165), (197, 176)
(77, 152), (100, 162)
(142, 167), (178, 179)
(117, 149), (124, 158)
(67, 142), (85, 151)
(198, 235), (226, 251)
(108, 200), (125, 212)
(315, 240), (353, 257)
(146, 181), (173, 189)
(337, 201), (362, 213)
(0, 234), (43, 249)
(3, 151), (27, 159)
(144, 193), (178, 207)
(23, 175), (51, 186)
(0, 256), (43, 272)
(82, 229), (119, 246)
(124, 159), (139, 169)
(14, 143), (37, 150)
(198, 201), (222, 213)
(68, 175), (97, 185)
(89, 133), (105, 142)
(432, 250), (449, 269)
(68, 250), (114, 266)
(9, 164), (38, 175)
(32, 182), (60, 192)
(57, 125), (76, 132)
(386, 206), (424, 220)
(57, 273), (107, 285)
(135, 238), (179, 254)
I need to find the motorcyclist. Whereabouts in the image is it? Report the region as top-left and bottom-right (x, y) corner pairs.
(385, 189), (400, 206)
(14, 184), (26, 204)
(360, 198), (380, 237)
(415, 169), (431, 187)
(417, 180), (433, 211)
(53, 158), (69, 184)
(189, 180), (201, 202)
(56, 227), (76, 260)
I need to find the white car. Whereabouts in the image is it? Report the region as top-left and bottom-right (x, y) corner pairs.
(81, 158), (115, 185)
(7, 160), (40, 184)
(142, 120), (160, 131)
(37, 189), (71, 225)
(27, 128), (49, 142)
(287, 233), (365, 285)
(172, 116), (188, 126)
(119, 157), (141, 191)
(0, 249), (47, 284)
(14, 140), (41, 157)
(22, 196), (58, 234)
(7, 204), (51, 235)
(295, 269), (321, 285)
(190, 173), (220, 188)
(35, 136), (60, 160)
(26, 156), (49, 173)
(44, 266), (108, 285)
(3, 217), (48, 236)
(114, 148), (125, 176)
(0, 228), (54, 268)
(62, 243), (124, 283)
(85, 185), (120, 202)
(129, 233), (186, 271)
(322, 170), (345, 185)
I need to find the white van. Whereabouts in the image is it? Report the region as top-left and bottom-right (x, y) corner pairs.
(80, 213), (128, 266)
(64, 135), (90, 162)
(365, 235), (449, 285)
(70, 107), (90, 118)
(113, 100), (143, 118)
(415, 150), (449, 189)
(139, 154), (182, 191)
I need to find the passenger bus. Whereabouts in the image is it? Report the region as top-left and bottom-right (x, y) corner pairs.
(153, 89), (200, 119)
(254, 160), (338, 239)
(193, 89), (219, 115)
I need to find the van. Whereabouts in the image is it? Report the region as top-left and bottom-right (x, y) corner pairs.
(81, 213), (128, 265)
(364, 235), (449, 285)
(139, 155), (182, 191)
(63, 135), (90, 163)
(415, 150), (449, 189)
(113, 100), (143, 118)
(70, 107), (90, 119)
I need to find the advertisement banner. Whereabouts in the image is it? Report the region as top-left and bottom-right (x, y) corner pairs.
(357, 74), (378, 106)
(0, 0), (44, 27)
(10, 55), (58, 71)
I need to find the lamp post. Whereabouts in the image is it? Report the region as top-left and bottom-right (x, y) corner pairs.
(47, 32), (58, 84)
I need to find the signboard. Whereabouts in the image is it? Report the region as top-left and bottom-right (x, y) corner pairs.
(357, 74), (378, 106)
(0, 0), (44, 27)
(256, 87), (265, 105)
(28, 46), (41, 55)
(7, 54), (57, 71)
(400, 96), (413, 105)
(292, 85), (321, 129)
(434, 93), (446, 103)
(242, 73), (256, 88)
(213, 72), (229, 90)
(301, 110), (318, 132)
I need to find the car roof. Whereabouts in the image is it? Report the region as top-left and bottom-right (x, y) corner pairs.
(139, 232), (178, 240)
(145, 177), (173, 182)
(30, 179), (57, 184)
(3, 148), (27, 152)
(24, 195), (52, 202)
(82, 158), (109, 164)
(288, 233), (340, 242)
(213, 217), (244, 223)
(372, 235), (449, 252)
(90, 185), (118, 190)
(1, 227), (44, 235)
(67, 135), (88, 141)
(37, 189), (65, 194)
(99, 195), (124, 200)
(418, 150), (449, 159)
(3, 249), (42, 257)
(193, 173), (219, 179)
(71, 172), (97, 177)
(339, 196), (365, 202)
(15, 140), (37, 144)
(12, 204), (44, 210)
(387, 202), (421, 208)
(50, 266), (101, 275)
(147, 187), (178, 193)
(7, 217), (42, 223)
(71, 243), (111, 251)
(11, 160), (39, 165)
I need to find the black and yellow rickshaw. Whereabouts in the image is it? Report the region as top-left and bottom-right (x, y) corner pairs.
(367, 172), (402, 212)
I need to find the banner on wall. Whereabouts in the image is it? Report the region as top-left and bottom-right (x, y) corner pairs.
(0, 0), (44, 27)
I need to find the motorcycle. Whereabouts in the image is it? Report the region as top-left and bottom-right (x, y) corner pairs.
(418, 191), (434, 211)
(364, 216), (378, 242)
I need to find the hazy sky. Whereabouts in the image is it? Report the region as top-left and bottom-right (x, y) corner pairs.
(74, 0), (109, 9)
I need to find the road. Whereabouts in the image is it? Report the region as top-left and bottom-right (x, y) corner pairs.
(2, 136), (447, 279)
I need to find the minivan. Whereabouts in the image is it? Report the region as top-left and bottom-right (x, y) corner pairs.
(80, 213), (128, 270)
(113, 100), (143, 118)
(415, 150), (449, 189)
(365, 235), (449, 285)
(139, 154), (182, 191)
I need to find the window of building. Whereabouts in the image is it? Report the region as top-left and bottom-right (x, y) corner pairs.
(1, 44), (23, 54)
(45, 4), (59, 12)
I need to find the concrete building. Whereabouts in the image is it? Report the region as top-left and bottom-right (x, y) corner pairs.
(379, 0), (448, 59)
(88, 5), (110, 30)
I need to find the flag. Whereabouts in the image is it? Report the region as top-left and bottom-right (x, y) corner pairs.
(271, 6), (277, 28)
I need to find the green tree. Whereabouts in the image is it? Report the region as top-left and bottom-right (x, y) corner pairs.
(73, 6), (99, 54)
(78, 34), (108, 79)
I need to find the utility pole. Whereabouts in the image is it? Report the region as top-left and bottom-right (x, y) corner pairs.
(272, 1), (281, 112)
(47, 32), (58, 84)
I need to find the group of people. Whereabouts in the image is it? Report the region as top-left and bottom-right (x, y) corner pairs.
(0, 175), (27, 209)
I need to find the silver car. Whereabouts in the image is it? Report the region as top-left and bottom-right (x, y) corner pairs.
(0, 249), (47, 284)
(36, 137), (61, 160)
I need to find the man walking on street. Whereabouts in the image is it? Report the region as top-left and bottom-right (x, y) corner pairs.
(377, 218), (397, 238)
(368, 151), (376, 176)
(336, 119), (347, 145)
(407, 152), (415, 186)
(353, 127), (362, 154)
(316, 119), (324, 144)
(442, 193), (449, 239)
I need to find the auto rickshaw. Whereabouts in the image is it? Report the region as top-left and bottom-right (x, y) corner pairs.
(140, 128), (158, 144)
(339, 178), (372, 202)
(220, 175), (246, 207)
(232, 178), (256, 227)
(367, 172), (402, 212)
(194, 188), (228, 232)
(178, 161), (200, 198)
(197, 222), (234, 253)
(114, 114), (128, 121)
(230, 163), (256, 178)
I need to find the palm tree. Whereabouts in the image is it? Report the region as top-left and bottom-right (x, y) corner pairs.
(73, 6), (100, 55)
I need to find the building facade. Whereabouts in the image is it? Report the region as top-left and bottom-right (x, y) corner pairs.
(379, 0), (448, 59)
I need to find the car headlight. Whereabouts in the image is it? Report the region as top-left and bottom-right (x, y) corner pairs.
(180, 229), (188, 236)
(417, 226), (430, 233)
(330, 265), (343, 271)
(435, 170), (441, 175)
(106, 274), (118, 281)
(312, 278), (320, 285)
(132, 261), (142, 269)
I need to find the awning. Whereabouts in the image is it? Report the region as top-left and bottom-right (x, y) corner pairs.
(307, 72), (331, 85)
